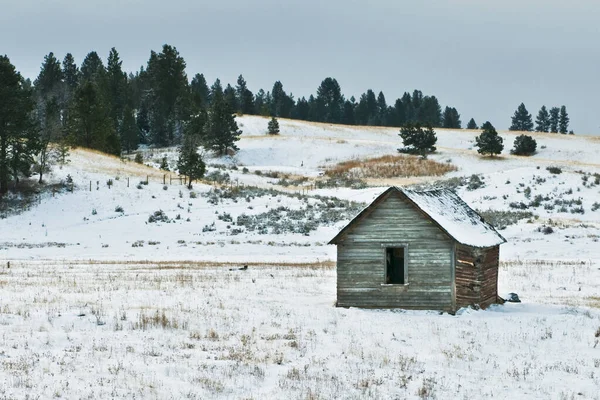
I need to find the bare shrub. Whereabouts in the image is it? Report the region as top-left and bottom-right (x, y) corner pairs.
(132, 310), (186, 330)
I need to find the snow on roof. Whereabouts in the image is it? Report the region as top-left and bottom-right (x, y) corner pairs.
(329, 187), (506, 248)
(401, 188), (506, 248)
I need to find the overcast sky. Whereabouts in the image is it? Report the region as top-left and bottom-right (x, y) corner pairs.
(2, 0), (599, 135)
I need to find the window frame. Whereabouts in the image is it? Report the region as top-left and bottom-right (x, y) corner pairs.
(381, 243), (409, 286)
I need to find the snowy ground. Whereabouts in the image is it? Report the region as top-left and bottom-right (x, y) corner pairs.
(1, 116), (600, 398)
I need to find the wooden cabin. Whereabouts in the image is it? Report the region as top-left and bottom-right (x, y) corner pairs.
(329, 187), (506, 312)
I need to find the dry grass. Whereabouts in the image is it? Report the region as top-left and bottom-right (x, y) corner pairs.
(325, 154), (456, 179)
(586, 296), (600, 309)
(5, 259), (336, 270)
(70, 148), (167, 179)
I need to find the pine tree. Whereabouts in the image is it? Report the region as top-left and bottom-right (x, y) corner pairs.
(34, 52), (63, 98)
(224, 84), (238, 113)
(145, 45), (188, 146)
(398, 123), (437, 158)
(509, 103), (533, 131)
(466, 118), (478, 129)
(365, 90), (378, 125)
(558, 105), (569, 134)
(442, 107), (461, 129)
(267, 117), (280, 134)
(480, 121), (494, 131)
(0, 56), (37, 194)
(549, 107), (559, 133)
(120, 105), (139, 153)
(80, 51), (106, 82)
(254, 89), (269, 116)
(401, 92), (413, 123)
(341, 99), (356, 125)
(34, 52), (64, 183)
(62, 53), (79, 91)
(106, 47), (128, 132)
(294, 97), (310, 121)
(177, 133), (205, 189)
(204, 80), (242, 155)
(61, 53), (79, 133)
(419, 96), (442, 127)
(136, 101), (151, 143)
(271, 81), (290, 117)
(535, 106), (550, 132)
(236, 75), (254, 114)
(376, 91), (388, 126)
(315, 77), (343, 123)
(354, 93), (369, 125)
(35, 98), (61, 183)
(475, 122), (504, 156)
(390, 98), (405, 127)
(68, 80), (116, 153)
(511, 135), (537, 156)
(191, 73), (210, 107)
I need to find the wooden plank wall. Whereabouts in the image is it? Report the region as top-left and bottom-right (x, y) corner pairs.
(455, 244), (500, 309)
(336, 192), (454, 310)
(479, 246), (500, 308)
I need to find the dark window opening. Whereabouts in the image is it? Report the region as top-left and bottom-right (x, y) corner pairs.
(386, 247), (405, 284)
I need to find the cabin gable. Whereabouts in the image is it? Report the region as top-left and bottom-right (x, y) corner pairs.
(336, 190), (455, 310)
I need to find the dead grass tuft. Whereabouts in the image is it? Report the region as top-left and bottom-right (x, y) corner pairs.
(586, 296), (600, 309)
(132, 309), (187, 330)
(325, 154), (456, 179)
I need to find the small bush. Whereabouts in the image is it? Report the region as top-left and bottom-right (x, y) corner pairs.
(538, 226), (554, 235)
(205, 170), (231, 184)
(268, 117), (280, 134)
(218, 212), (233, 222)
(202, 222), (216, 232)
(511, 135), (537, 156)
(478, 209), (534, 229)
(91, 208), (97, 215)
(148, 210), (170, 223)
(115, 206), (124, 213)
(134, 153), (144, 164)
(467, 174), (485, 191)
(189, 191), (197, 199)
(546, 166), (562, 175)
(106, 179), (114, 188)
(592, 202), (600, 212)
(159, 157), (169, 171)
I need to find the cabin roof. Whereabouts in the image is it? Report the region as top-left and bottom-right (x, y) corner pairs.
(329, 187), (506, 248)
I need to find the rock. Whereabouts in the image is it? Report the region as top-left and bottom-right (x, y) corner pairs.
(504, 292), (521, 303)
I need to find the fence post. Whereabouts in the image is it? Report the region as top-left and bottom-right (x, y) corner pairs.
(163, 174), (166, 185)
(127, 177), (129, 188)
(89, 181), (92, 191)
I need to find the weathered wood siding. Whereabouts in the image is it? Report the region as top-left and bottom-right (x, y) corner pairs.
(336, 192), (454, 310)
(455, 244), (500, 309)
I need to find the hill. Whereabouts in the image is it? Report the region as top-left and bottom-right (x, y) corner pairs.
(0, 116), (599, 399)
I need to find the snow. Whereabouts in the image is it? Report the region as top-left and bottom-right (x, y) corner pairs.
(403, 188), (506, 247)
(1, 115), (600, 398)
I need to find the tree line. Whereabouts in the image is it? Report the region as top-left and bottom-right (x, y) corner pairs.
(0, 44), (467, 193)
(0, 43), (575, 194)
(510, 103), (571, 134)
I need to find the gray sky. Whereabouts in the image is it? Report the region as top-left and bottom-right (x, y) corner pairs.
(2, 0), (599, 135)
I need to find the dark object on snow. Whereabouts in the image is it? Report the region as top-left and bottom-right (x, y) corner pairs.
(504, 293), (521, 303)
(229, 265), (248, 271)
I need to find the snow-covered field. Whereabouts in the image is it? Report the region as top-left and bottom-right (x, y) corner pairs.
(1, 116), (600, 398)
